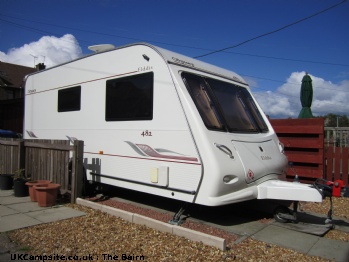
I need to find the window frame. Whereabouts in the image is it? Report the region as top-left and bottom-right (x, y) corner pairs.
(181, 72), (268, 133)
(105, 72), (154, 122)
(57, 85), (81, 112)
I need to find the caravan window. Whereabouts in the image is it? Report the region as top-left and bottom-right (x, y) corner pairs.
(181, 73), (224, 130)
(105, 72), (153, 121)
(182, 72), (268, 133)
(206, 78), (268, 132)
(58, 86), (81, 112)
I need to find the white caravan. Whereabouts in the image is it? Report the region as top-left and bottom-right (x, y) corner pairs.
(24, 43), (322, 216)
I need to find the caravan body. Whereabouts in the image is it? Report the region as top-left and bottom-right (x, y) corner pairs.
(24, 43), (322, 206)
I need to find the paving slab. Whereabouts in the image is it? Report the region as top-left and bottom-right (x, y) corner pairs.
(251, 224), (320, 254)
(0, 195), (30, 205)
(336, 224), (349, 233)
(0, 213), (42, 232)
(0, 189), (86, 233)
(187, 206), (272, 237)
(274, 221), (332, 236)
(25, 206), (85, 223)
(0, 205), (20, 216)
(307, 237), (349, 262)
(5, 201), (47, 213)
(223, 220), (269, 236)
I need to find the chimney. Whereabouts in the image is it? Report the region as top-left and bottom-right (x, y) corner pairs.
(35, 63), (46, 71)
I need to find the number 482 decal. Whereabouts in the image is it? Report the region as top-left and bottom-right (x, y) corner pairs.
(141, 130), (152, 137)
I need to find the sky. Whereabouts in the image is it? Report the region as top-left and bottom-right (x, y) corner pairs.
(0, 0), (348, 119)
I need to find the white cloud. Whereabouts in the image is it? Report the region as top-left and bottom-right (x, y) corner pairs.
(254, 91), (296, 118)
(1, 36), (347, 119)
(0, 34), (82, 68)
(253, 71), (349, 118)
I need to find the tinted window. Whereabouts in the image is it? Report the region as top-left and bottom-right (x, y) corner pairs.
(58, 86), (81, 112)
(206, 78), (268, 132)
(182, 72), (268, 133)
(105, 72), (153, 121)
(182, 73), (223, 130)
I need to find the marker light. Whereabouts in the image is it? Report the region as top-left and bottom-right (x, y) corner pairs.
(279, 142), (285, 154)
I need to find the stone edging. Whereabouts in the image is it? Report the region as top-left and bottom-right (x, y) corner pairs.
(76, 198), (226, 251)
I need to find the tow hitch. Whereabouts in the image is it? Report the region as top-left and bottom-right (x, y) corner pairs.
(273, 178), (346, 226)
(313, 178), (346, 223)
(273, 202), (298, 223)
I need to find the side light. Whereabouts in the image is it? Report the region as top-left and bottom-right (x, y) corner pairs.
(279, 142), (285, 154)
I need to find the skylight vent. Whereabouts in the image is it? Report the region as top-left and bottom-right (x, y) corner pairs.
(88, 44), (115, 53)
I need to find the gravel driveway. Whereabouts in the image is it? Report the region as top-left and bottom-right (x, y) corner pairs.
(7, 195), (348, 261)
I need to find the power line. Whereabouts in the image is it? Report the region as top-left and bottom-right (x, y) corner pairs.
(1, 21), (346, 116)
(0, 15), (208, 52)
(243, 73), (349, 93)
(0, 18), (96, 46)
(229, 51), (349, 67)
(1, 12), (348, 97)
(194, 0), (347, 58)
(0, 13), (348, 67)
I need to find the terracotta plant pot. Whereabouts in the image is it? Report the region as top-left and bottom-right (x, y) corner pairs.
(25, 180), (51, 201)
(34, 183), (60, 207)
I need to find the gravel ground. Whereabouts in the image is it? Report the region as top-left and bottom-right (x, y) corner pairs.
(7, 196), (349, 261)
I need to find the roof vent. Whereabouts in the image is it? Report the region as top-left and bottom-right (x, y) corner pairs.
(88, 44), (115, 53)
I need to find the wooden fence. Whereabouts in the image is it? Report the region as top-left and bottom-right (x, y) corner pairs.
(0, 139), (83, 203)
(324, 146), (349, 185)
(325, 127), (349, 148)
(270, 118), (324, 183)
(270, 118), (349, 185)
(0, 139), (24, 174)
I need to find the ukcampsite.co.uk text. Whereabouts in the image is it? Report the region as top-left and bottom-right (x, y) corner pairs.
(11, 253), (146, 261)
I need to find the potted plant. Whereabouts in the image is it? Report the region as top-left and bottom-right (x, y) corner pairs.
(13, 169), (29, 197)
(0, 173), (13, 190)
(34, 183), (61, 207)
(26, 180), (51, 202)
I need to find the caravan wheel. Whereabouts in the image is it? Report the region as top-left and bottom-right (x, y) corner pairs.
(273, 206), (292, 223)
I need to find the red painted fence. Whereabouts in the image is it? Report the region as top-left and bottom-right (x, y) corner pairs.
(270, 118), (348, 185)
(325, 146), (349, 185)
(270, 118), (324, 183)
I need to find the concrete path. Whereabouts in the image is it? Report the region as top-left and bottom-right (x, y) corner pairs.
(0, 189), (85, 233)
(0, 189), (85, 261)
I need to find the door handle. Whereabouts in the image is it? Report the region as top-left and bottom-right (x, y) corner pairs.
(214, 143), (234, 159)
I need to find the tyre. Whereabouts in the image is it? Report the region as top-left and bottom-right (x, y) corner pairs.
(273, 206), (292, 223)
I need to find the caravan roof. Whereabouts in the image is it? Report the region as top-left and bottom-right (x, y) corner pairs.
(25, 43), (247, 86)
